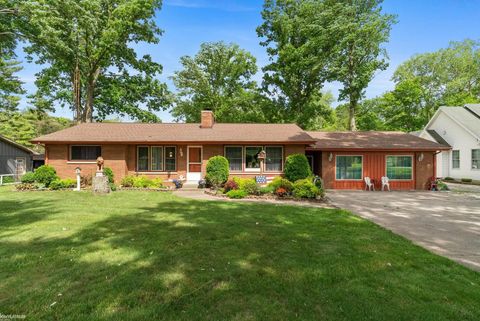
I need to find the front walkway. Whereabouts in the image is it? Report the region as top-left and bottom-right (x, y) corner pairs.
(328, 190), (480, 271)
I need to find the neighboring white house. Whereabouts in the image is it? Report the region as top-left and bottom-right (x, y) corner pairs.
(419, 104), (480, 180)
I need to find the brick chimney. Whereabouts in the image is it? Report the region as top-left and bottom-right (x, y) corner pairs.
(200, 110), (214, 128)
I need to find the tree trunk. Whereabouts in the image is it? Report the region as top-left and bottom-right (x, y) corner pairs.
(73, 62), (82, 123)
(348, 96), (357, 131)
(82, 68), (100, 123)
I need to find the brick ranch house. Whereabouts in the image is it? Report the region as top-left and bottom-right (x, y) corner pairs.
(32, 111), (449, 190)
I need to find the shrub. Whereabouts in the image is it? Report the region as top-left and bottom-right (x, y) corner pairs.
(104, 167), (114, 184)
(33, 165), (58, 187)
(132, 176), (152, 188)
(275, 187), (288, 197)
(284, 154), (312, 182)
(49, 178), (76, 190)
(313, 176), (323, 189)
(443, 177), (454, 181)
(121, 175), (135, 187)
(223, 180), (239, 193)
(21, 172), (36, 183)
(205, 156), (229, 188)
(151, 178), (164, 188)
(259, 185), (274, 195)
(461, 178), (473, 183)
(226, 189), (248, 199)
(16, 183), (38, 191)
(109, 183), (117, 191)
(292, 178), (320, 199)
(241, 179), (259, 195)
(2, 176), (14, 184)
(268, 176), (293, 193)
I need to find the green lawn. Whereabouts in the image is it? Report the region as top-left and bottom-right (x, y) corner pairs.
(1, 186), (479, 321)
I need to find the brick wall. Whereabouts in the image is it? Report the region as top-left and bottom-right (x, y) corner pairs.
(46, 144), (127, 182)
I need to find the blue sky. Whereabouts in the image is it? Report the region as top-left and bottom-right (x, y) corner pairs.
(16, 0), (480, 121)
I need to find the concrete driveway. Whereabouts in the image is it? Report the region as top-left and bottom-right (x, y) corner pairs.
(328, 190), (480, 271)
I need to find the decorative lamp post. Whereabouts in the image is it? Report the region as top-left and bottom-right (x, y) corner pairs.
(75, 167), (81, 191)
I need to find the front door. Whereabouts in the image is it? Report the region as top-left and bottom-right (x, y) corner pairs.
(187, 146), (202, 182)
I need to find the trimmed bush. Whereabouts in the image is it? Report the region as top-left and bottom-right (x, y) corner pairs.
(292, 178), (320, 199)
(224, 180), (239, 193)
(284, 154), (312, 182)
(461, 178), (473, 183)
(121, 175), (135, 187)
(259, 185), (274, 195)
(268, 176), (293, 193)
(241, 179), (259, 195)
(2, 176), (14, 184)
(21, 172), (36, 183)
(443, 177), (454, 181)
(109, 183), (117, 191)
(104, 167), (114, 184)
(151, 178), (164, 188)
(132, 176), (152, 188)
(33, 165), (58, 187)
(205, 156), (229, 188)
(49, 178), (76, 190)
(226, 189), (248, 199)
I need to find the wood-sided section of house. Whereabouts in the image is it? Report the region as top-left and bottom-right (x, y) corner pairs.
(306, 131), (450, 190)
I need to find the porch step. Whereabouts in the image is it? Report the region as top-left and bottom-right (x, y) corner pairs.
(181, 182), (201, 191)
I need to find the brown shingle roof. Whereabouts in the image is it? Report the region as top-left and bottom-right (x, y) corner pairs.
(32, 123), (315, 144)
(306, 131), (450, 151)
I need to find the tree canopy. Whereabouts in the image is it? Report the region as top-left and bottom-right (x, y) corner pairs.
(0, 1), (25, 112)
(17, 0), (170, 123)
(257, 0), (338, 129)
(171, 41), (269, 123)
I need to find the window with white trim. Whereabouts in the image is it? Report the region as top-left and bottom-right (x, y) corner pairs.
(245, 146), (262, 171)
(225, 146), (243, 171)
(472, 149), (480, 169)
(71, 145), (101, 160)
(452, 150), (460, 169)
(336, 156), (362, 180)
(137, 146), (176, 172)
(151, 147), (163, 171)
(165, 147), (176, 171)
(386, 156), (412, 180)
(265, 146), (283, 172)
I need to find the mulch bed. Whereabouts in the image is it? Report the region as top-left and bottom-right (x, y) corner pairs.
(204, 189), (328, 205)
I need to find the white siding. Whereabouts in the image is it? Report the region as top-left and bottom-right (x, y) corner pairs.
(422, 112), (480, 180)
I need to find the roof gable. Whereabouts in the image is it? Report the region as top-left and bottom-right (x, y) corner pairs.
(423, 106), (480, 140)
(0, 135), (38, 155)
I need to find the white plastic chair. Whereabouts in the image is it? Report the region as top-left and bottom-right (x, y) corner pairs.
(381, 176), (390, 191)
(364, 177), (374, 191)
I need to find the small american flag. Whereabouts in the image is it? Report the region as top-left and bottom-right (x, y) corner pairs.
(255, 175), (267, 184)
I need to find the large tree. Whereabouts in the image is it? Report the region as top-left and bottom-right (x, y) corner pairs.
(257, 0), (338, 129)
(393, 39), (480, 121)
(171, 41), (268, 123)
(17, 0), (170, 123)
(0, 1), (24, 112)
(330, 0), (396, 131)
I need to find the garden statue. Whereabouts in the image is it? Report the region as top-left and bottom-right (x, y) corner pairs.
(96, 156), (104, 172)
(92, 156), (110, 194)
